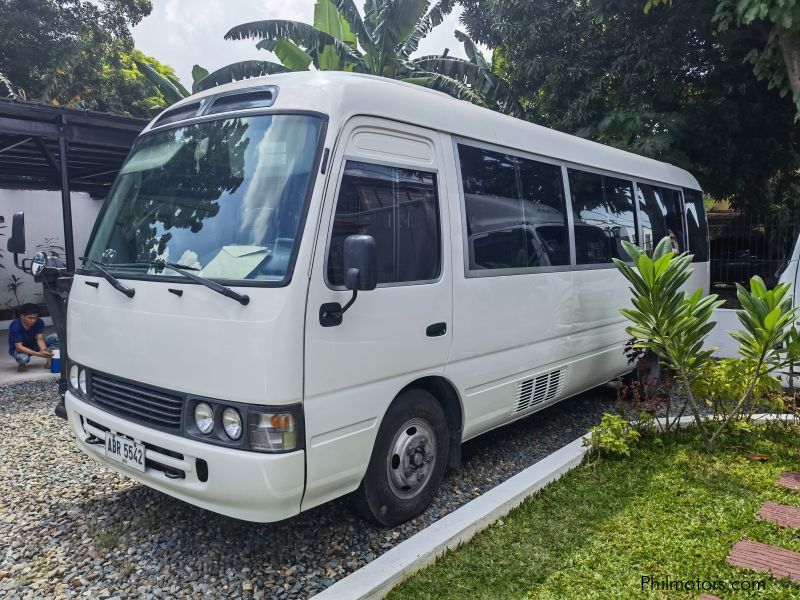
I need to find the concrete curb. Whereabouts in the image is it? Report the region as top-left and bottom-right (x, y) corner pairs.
(654, 413), (796, 431)
(316, 412), (797, 600)
(314, 434), (589, 600)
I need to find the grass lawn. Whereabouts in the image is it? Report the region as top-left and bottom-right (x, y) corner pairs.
(388, 424), (800, 599)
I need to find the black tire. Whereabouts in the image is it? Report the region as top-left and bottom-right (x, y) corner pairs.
(352, 389), (449, 527)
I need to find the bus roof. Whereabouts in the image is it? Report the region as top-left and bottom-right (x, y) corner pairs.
(144, 71), (701, 191)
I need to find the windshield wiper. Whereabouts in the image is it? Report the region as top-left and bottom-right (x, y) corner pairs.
(165, 262), (250, 306)
(80, 257), (135, 298)
(105, 261), (201, 272)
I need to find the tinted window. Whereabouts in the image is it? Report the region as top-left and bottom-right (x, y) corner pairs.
(568, 170), (637, 264)
(327, 161), (440, 286)
(459, 144), (569, 270)
(637, 183), (685, 255)
(683, 188), (709, 262)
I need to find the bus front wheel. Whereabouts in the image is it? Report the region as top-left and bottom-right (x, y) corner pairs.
(352, 389), (449, 527)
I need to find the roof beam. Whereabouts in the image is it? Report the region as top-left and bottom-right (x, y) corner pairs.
(33, 137), (61, 185)
(0, 136), (32, 155)
(69, 166), (122, 181)
(0, 116), (58, 139)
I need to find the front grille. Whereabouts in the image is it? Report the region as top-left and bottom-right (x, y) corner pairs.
(91, 374), (183, 429)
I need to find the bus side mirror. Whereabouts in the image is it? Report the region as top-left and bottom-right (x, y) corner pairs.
(7, 212), (29, 272)
(343, 234), (377, 291)
(8, 212), (25, 255)
(319, 235), (377, 327)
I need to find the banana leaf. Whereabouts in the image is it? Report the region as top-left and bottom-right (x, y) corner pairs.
(194, 60), (290, 91)
(455, 30), (490, 70)
(399, 0), (457, 58)
(402, 72), (489, 108)
(191, 65), (210, 93)
(135, 59), (186, 103)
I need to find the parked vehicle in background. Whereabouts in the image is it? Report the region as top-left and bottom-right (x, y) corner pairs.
(13, 72), (710, 526)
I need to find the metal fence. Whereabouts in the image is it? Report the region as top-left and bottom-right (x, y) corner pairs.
(709, 210), (800, 307)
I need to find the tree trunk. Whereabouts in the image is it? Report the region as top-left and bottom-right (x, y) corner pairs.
(778, 27), (800, 102)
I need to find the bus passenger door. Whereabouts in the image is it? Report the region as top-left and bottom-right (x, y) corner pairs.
(301, 118), (453, 511)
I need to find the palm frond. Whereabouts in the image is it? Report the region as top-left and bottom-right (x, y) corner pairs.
(371, 0), (430, 73)
(0, 71), (24, 101)
(399, 0), (458, 59)
(272, 39), (314, 71)
(328, 0), (375, 52)
(402, 72), (489, 108)
(314, 0), (357, 47)
(227, 20), (364, 69)
(411, 57), (525, 117)
(454, 30), (490, 70)
(191, 65), (210, 94)
(135, 59), (186, 103)
(194, 60), (290, 91)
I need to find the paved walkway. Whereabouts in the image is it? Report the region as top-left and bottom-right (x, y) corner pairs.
(725, 472), (800, 586)
(0, 326), (59, 387)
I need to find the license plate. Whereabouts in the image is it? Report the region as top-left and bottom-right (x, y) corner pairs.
(104, 432), (146, 472)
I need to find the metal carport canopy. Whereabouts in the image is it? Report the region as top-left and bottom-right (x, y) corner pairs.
(0, 99), (147, 272)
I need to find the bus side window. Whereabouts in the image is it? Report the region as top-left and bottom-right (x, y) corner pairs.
(568, 169), (637, 265)
(326, 161), (441, 286)
(683, 188), (709, 263)
(637, 183), (684, 255)
(458, 143), (568, 271)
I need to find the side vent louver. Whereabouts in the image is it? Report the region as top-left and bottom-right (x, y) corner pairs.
(513, 367), (566, 414)
(153, 102), (201, 128)
(206, 89), (276, 115)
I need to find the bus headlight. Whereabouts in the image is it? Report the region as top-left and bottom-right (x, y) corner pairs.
(194, 402), (214, 434)
(222, 407), (242, 440)
(69, 364), (79, 390)
(69, 363), (86, 397)
(249, 411), (297, 452)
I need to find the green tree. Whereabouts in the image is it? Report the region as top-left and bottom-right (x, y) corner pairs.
(101, 50), (186, 117)
(646, 0), (800, 115)
(460, 0), (800, 210)
(221, 0), (522, 116)
(0, 0), (175, 118)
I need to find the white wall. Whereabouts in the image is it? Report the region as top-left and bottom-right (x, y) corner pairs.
(705, 308), (741, 359)
(0, 188), (103, 308)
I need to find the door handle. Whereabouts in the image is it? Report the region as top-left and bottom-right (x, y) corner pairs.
(426, 322), (447, 337)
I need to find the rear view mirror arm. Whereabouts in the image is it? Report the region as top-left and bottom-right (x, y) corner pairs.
(318, 291), (357, 328)
(340, 290), (358, 315)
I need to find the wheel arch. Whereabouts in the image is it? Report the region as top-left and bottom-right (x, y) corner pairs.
(397, 376), (464, 470)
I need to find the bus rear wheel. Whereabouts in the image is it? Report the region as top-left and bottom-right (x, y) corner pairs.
(352, 389), (449, 527)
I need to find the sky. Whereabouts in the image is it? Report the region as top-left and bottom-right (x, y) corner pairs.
(131, 0), (476, 88)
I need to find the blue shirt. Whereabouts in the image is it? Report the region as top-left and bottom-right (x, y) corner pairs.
(8, 317), (44, 355)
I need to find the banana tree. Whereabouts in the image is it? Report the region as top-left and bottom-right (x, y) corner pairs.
(223, 0), (524, 116)
(134, 58), (291, 108)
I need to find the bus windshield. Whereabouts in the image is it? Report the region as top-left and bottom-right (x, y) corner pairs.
(84, 114), (324, 282)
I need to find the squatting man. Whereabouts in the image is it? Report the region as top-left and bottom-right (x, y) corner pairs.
(8, 303), (58, 371)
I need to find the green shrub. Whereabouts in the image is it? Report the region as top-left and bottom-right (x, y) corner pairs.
(584, 413), (641, 457)
(614, 236), (800, 452)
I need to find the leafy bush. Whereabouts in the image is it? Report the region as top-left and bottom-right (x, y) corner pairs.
(692, 358), (783, 420)
(584, 413), (641, 457)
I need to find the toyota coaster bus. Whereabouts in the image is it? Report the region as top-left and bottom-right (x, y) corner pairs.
(46, 72), (708, 526)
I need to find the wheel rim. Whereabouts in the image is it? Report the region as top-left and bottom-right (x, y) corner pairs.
(386, 417), (437, 500)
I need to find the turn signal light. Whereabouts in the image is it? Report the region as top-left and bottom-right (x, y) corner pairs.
(249, 412), (297, 452)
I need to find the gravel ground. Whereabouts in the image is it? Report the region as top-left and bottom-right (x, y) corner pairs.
(1, 379), (617, 599)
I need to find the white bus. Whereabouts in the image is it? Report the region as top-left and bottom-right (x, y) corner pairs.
(55, 72), (708, 526)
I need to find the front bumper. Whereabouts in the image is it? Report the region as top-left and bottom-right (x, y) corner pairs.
(65, 392), (305, 522)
